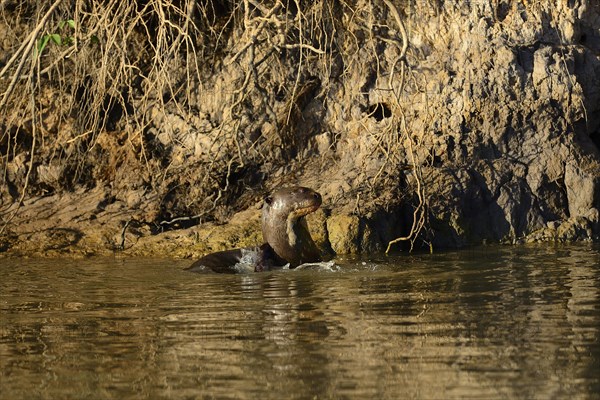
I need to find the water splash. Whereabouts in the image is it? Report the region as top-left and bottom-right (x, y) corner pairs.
(292, 260), (338, 272)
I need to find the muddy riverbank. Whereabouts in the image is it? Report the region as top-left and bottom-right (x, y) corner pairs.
(1, 1), (599, 258)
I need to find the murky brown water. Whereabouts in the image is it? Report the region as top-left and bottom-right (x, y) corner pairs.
(1, 244), (599, 399)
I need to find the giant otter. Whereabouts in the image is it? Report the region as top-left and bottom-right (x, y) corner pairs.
(187, 186), (323, 273)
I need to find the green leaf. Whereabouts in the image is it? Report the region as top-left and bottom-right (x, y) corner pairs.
(58, 19), (75, 30)
(49, 33), (61, 46)
(37, 35), (51, 55)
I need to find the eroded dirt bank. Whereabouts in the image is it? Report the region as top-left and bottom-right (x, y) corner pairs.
(1, 1), (599, 259)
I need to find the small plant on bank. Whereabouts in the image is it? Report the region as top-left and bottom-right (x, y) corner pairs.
(36, 19), (75, 57)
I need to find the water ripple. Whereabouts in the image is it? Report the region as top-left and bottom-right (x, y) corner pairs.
(1, 244), (599, 399)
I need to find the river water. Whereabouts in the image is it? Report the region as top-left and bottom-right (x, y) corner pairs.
(1, 244), (599, 399)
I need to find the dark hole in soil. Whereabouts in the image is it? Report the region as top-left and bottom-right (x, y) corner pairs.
(591, 129), (600, 151)
(447, 135), (456, 155)
(368, 103), (392, 121)
(496, 1), (510, 22)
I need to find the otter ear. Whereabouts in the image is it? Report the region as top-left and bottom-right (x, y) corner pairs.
(264, 196), (273, 205)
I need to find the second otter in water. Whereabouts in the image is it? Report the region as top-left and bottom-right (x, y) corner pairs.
(187, 186), (323, 273)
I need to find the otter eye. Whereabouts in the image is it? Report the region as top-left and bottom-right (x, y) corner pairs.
(264, 196), (273, 205)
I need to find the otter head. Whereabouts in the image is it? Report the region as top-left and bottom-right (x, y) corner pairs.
(261, 187), (322, 267)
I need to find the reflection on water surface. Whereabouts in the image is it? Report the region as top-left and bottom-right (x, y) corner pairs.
(1, 244), (599, 399)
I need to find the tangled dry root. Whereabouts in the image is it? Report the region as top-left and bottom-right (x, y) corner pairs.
(1, 0), (432, 249)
